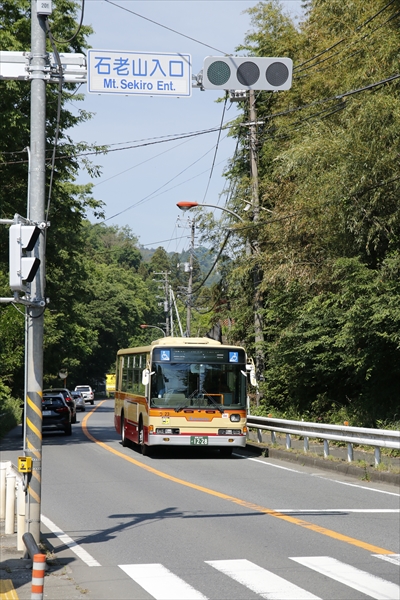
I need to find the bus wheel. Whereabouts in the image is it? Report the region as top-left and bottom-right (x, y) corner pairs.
(121, 414), (128, 447)
(220, 447), (232, 458)
(138, 422), (149, 456)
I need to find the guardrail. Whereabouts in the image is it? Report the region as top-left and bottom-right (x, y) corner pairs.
(247, 415), (400, 467)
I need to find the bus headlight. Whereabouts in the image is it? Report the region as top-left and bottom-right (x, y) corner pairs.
(218, 429), (242, 435)
(230, 414), (241, 422)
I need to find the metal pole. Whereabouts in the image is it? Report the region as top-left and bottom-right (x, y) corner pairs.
(169, 285), (174, 337)
(249, 90), (264, 404)
(186, 218), (194, 337)
(25, 1), (47, 543)
(164, 273), (170, 336)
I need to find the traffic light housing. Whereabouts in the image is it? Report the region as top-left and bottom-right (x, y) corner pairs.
(202, 56), (293, 91)
(9, 223), (41, 292)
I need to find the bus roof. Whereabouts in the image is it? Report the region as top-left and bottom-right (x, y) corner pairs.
(117, 336), (245, 356)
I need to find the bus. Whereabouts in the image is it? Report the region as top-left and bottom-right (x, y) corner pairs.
(114, 336), (254, 457)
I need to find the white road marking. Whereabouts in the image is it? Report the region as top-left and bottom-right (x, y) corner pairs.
(311, 475), (400, 497)
(119, 563), (208, 600)
(206, 558), (321, 599)
(242, 455), (400, 496)
(41, 515), (101, 567)
(290, 556), (400, 600)
(372, 554), (400, 566)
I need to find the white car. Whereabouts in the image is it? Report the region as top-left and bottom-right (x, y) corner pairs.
(74, 385), (94, 404)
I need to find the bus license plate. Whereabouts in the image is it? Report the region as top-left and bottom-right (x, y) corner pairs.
(190, 436), (208, 445)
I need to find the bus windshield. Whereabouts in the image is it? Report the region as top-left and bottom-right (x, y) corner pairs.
(150, 361), (246, 410)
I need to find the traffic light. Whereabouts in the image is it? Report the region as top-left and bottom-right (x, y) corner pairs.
(202, 56), (293, 91)
(9, 223), (41, 292)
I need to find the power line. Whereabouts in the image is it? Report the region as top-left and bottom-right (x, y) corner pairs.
(294, 0), (398, 73)
(104, 0), (228, 54)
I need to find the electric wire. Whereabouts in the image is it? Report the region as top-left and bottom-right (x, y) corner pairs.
(2, 70), (398, 168)
(92, 135), (196, 188)
(45, 18), (64, 224)
(295, 9), (400, 77)
(103, 0), (228, 54)
(201, 94), (228, 204)
(47, 0), (86, 44)
(99, 138), (229, 223)
(294, 0), (397, 72)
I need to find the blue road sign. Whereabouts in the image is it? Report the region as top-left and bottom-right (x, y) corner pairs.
(88, 50), (192, 97)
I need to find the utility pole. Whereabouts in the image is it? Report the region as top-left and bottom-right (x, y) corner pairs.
(186, 217), (195, 337)
(25, 1), (47, 543)
(154, 271), (171, 336)
(249, 90), (264, 405)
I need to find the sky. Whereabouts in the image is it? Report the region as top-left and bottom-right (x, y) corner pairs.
(71, 0), (304, 253)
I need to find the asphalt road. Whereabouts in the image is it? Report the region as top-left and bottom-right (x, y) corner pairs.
(2, 399), (399, 600)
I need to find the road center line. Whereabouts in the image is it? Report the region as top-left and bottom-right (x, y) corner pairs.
(82, 402), (396, 556)
(272, 509), (400, 514)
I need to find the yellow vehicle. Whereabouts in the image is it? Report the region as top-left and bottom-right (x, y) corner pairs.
(114, 336), (251, 457)
(106, 373), (116, 397)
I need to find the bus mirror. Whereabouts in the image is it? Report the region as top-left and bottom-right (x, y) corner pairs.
(246, 359), (257, 387)
(142, 369), (154, 386)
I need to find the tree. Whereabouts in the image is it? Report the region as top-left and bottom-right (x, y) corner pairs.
(0, 0), (105, 398)
(204, 0), (400, 424)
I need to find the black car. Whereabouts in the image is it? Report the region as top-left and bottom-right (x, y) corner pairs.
(43, 388), (77, 423)
(42, 394), (72, 435)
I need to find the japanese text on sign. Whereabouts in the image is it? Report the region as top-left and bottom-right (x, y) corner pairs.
(87, 50), (192, 97)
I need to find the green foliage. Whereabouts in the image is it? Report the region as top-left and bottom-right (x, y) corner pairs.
(0, 380), (22, 439)
(202, 0), (400, 425)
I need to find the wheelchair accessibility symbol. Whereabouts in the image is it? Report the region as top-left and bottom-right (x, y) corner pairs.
(161, 350), (171, 361)
(229, 352), (239, 363)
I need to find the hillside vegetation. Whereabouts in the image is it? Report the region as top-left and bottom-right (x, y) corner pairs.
(1, 0), (399, 431)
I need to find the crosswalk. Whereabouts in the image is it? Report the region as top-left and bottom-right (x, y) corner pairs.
(118, 555), (400, 600)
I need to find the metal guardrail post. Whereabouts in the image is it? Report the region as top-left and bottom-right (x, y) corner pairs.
(323, 439), (329, 458)
(17, 479), (26, 551)
(286, 434), (291, 449)
(375, 447), (381, 467)
(271, 430), (276, 444)
(304, 436), (309, 453)
(257, 429), (263, 443)
(0, 461), (11, 519)
(347, 443), (354, 463)
(5, 471), (16, 534)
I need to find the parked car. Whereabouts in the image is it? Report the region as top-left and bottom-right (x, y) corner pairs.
(41, 393), (72, 435)
(74, 385), (94, 405)
(71, 390), (85, 412)
(43, 388), (77, 424)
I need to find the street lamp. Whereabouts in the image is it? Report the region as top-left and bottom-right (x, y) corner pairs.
(176, 201), (244, 222)
(140, 324), (166, 337)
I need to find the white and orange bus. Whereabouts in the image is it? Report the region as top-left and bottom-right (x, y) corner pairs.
(114, 336), (253, 457)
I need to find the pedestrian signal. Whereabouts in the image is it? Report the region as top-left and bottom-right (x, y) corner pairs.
(202, 56), (293, 91)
